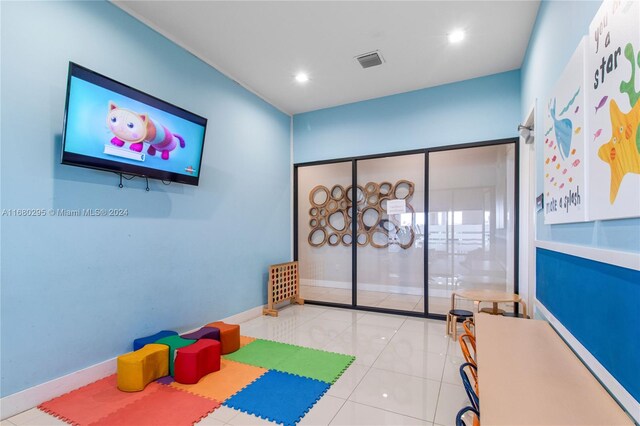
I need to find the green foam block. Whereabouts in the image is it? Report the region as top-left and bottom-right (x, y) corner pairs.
(155, 335), (196, 376)
(224, 339), (355, 383)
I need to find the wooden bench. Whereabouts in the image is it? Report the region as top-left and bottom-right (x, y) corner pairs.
(475, 314), (633, 425)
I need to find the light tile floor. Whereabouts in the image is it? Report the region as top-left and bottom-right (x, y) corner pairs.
(3, 305), (470, 426)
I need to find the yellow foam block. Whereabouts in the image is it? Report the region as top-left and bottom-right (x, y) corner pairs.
(117, 343), (169, 392)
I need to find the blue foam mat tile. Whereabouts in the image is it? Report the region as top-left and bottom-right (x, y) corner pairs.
(224, 370), (330, 426)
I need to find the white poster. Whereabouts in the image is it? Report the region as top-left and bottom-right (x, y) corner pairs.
(386, 199), (406, 215)
(544, 37), (588, 224)
(587, 0), (640, 220)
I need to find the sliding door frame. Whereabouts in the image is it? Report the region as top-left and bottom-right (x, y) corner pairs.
(293, 137), (519, 320)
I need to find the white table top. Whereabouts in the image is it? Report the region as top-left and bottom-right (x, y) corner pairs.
(475, 314), (632, 425)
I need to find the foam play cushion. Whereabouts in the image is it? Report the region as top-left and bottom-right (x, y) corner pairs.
(174, 339), (221, 384)
(181, 326), (220, 341)
(154, 336), (196, 376)
(117, 344), (169, 392)
(133, 330), (177, 351)
(205, 321), (240, 354)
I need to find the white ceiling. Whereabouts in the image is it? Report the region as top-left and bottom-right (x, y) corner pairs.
(114, 1), (540, 115)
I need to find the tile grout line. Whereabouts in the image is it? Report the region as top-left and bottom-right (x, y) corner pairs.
(310, 308), (374, 425)
(341, 400), (436, 424)
(329, 315), (401, 424)
(325, 395), (348, 426)
(431, 333), (460, 425)
(340, 314), (442, 424)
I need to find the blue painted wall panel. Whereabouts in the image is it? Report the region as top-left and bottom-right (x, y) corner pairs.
(0, 1), (290, 397)
(536, 248), (640, 402)
(293, 70), (521, 163)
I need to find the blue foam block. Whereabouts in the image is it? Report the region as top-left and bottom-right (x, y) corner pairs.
(133, 330), (178, 351)
(224, 370), (330, 426)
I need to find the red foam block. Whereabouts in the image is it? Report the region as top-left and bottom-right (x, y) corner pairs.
(174, 339), (221, 384)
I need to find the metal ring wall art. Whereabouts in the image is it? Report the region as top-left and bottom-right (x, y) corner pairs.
(307, 180), (416, 250)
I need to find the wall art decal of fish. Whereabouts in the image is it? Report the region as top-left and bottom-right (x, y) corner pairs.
(595, 96), (608, 113)
(593, 128), (603, 141)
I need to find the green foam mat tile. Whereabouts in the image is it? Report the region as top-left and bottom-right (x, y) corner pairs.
(274, 346), (355, 384)
(225, 339), (355, 384)
(223, 339), (299, 369)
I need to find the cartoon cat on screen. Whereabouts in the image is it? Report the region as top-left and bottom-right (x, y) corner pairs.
(106, 102), (185, 160)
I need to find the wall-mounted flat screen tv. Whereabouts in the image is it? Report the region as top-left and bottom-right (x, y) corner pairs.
(61, 62), (207, 186)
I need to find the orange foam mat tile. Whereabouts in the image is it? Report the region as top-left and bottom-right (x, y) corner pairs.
(90, 384), (220, 426)
(240, 335), (256, 348)
(38, 375), (160, 425)
(170, 359), (267, 402)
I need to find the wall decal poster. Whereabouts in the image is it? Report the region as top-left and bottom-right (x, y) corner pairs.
(544, 38), (588, 224)
(587, 0), (640, 220)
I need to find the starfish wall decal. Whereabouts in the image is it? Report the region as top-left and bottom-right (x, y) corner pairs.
(597, 42), (640, 204)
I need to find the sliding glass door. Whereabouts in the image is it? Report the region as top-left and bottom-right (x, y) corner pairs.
(356, 154), (425, 313)
(297, 162), (352, 305)
(427, 144), (516, 315)
(294, 140), (517, 318)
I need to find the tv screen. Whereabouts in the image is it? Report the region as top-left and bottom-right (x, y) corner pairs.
(61, 62), (207, 186)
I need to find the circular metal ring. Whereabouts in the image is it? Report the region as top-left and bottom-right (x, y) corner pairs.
(367, 193), (379, 206)
(398, 227), (415, 250)
(364, 182), (379, 195)
(319, 208), (327, 217)
(393, 180), (414, 200)
(330, 184), (346, 201)
(378, 196), (390, 213)
(327, 210), (348, 232)
(361, 205), (381, 231)
(309, 207), (319, 217)
(319, 218), (326, 227)
(309, 218), (318, 228)
(356, 232), (369, 247)
(341, 232), (353, 246)
(327, 233), (340, 246)
(379, 218), (399, 233)
(352, 210), (364, 231)
(309, 185), (330, 207)
(308, 227), (328, 247)
(345, 185), (366, 205)
(369, 228), (390, 249)
(326, 199), (339, 213)
(379, 181), (393, 196)
(339, 200), (348, 209)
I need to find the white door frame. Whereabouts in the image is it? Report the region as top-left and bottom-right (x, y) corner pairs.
(518, 103), (536, 314)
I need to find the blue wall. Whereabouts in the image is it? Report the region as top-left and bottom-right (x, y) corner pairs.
(293, 70), (521, 163)
(521, 0), (640, 253)
(536, 248), (640, 403)
(523, 0), (640, 414)
(0, 1), (290, 397)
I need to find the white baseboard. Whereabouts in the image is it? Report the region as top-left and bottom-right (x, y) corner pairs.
(221, 305), (263, 325)
(536, 301), (640, 423)
(0, 304), (264, 420)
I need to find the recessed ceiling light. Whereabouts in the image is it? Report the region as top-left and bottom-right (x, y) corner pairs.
(295, 72), (309, 83)
(448, 29), (465, 44)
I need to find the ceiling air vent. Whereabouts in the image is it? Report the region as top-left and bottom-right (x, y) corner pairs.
(355, 51), (384, 69)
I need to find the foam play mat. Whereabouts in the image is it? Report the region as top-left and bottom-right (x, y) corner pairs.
(224, 339), (355, 383)
(38, 337), (355, 425)
(224, 370), (330, 426)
